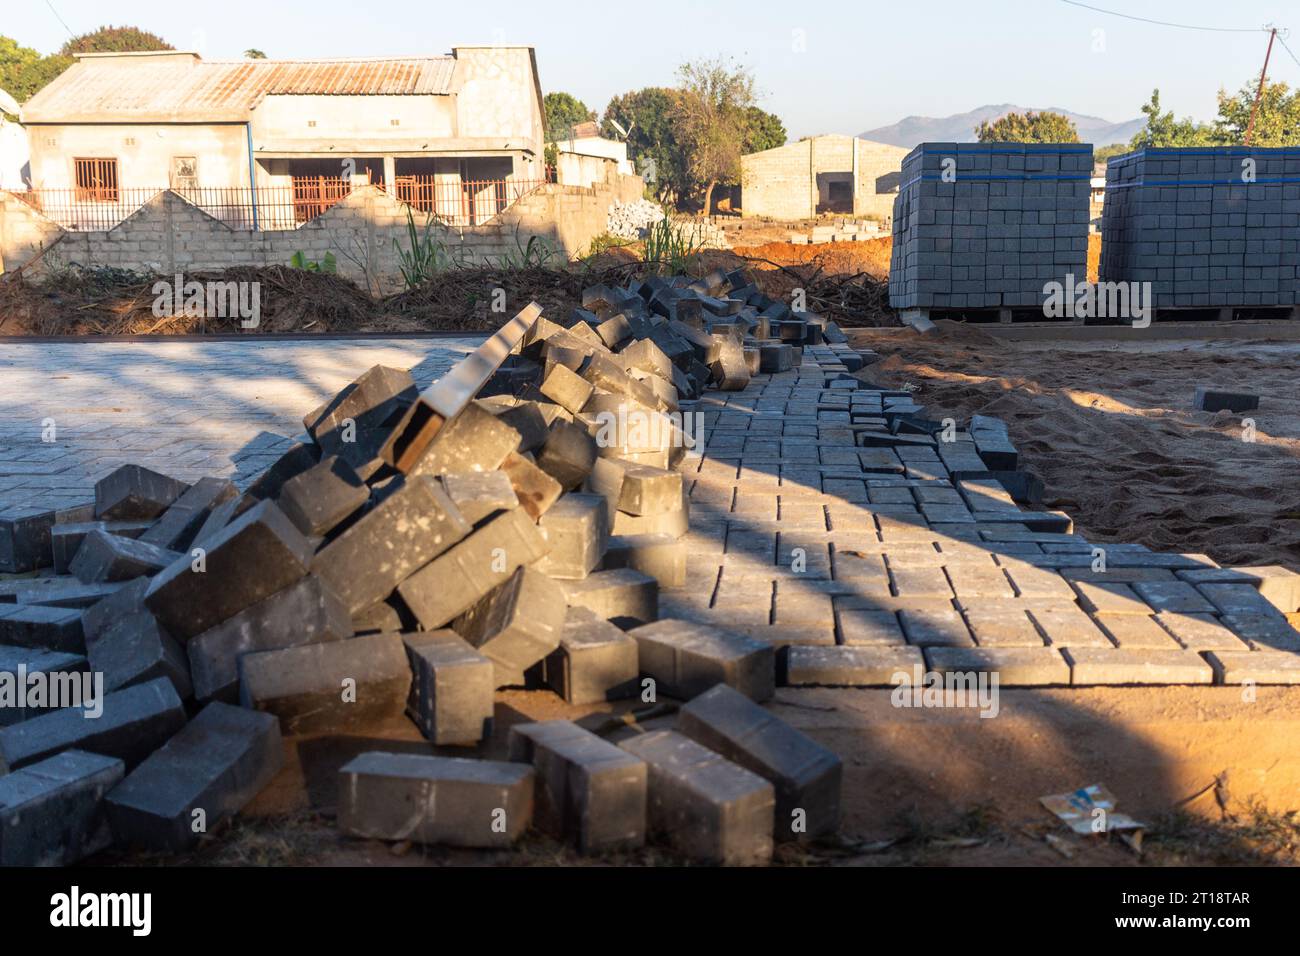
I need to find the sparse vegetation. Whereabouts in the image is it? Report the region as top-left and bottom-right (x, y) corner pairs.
(642, 215), (707, 274)
(393, 209), (459, 288)
(289, 250), (337, 274)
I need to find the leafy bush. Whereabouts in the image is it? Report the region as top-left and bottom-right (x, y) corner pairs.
(289, 250), (337, 274)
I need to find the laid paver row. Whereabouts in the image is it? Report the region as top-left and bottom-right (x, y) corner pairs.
(659, 344), (1300, 687)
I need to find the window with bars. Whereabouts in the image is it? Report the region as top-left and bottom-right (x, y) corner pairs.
(73, 158), (119, 201)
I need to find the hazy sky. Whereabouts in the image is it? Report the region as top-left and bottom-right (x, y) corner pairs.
(7, 0), (1300, 137)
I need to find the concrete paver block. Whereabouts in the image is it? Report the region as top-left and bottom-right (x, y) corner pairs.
(618, 730), (772, 865)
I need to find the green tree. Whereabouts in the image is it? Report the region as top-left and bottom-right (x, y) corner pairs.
(976, 110), (1080, 143)
(602, 87), (687, 203)
(543, 91), (595, 141)
(0, 35), (71, 103)
(673, 56), (758, 213)
(244, 49), (267, 59)
(543, 91), (596, 168)
(742, 106), (786, 154)
(60, 26), (173, 55)
(1093, 143), (1131, 164)
(1214, 78), (1300, 146)
(1128, 89), (1217, 148)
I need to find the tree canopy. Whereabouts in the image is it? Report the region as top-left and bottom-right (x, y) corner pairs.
(1, 27), (172, 105)
(0, 36), (69, 104)
(975, 110), (1080, 143)
(742, 106), (787, 154)
(673, 57), (758, 213)
(543, 91), (596, 141)
(60, 26), (173, 55)
(1129, 81), (1300, 148)
(602, 86), (687, 201)
(602, 61), (783, 210)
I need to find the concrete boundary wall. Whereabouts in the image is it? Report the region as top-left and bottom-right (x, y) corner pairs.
(1, 173), (643, 293)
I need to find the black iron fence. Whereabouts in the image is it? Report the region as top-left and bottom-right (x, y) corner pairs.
(8, 176), (553, 232)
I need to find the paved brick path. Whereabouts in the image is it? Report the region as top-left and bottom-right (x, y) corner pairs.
(0, 337), (481, 518)
(668, 344), (1300, 687)
(2, 334), (1296, 687)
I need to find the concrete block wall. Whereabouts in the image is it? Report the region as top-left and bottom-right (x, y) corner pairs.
(1101, 147), (1300, 307)
(0, 175), (643, 292)
(889, 142), (1092, 310)
(741, 139), (819, 220)
(741, 135), (907, 222)
(853, 139), (909, 220)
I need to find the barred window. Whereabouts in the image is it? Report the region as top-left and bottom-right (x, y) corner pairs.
(74, 158), (119, 201)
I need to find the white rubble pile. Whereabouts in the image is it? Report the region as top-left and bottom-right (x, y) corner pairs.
(606, 199), (666, 239)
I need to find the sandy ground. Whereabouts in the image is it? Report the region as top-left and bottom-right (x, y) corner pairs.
(94, 683), (1300, 869)
(851, 323), (1300, 571)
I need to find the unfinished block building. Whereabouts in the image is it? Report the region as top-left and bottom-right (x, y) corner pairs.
(741, 135), (908, 221)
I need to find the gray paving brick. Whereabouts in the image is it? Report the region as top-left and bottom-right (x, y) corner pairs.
(630, 618), (775, 701)
(338, 751), (533, 848)
(508, 720), (646, 854)
(403, 631), (495, 746)
(239, 631), (410, 734)
(925, 646), (1070, 686)
(618, 730), (772, 865)
(1206, 650), (1300, 685)
(187, 575), (351, 704)
(1063, 647), (1213, 685)
(0, 750), (123, 866)
(0, 676), (185, 773)
(782, 644), (923, 686)
(544, 606), (639, 704)
(678, 683), (841, 841)
(105, 702), (281, 851)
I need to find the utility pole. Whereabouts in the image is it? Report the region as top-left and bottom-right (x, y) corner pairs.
(1245, 26), (1278, 146)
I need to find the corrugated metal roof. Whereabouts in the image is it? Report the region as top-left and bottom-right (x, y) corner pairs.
(23, 54), (458, 122)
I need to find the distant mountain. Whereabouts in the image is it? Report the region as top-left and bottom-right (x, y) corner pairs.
(861, 104), (1145, 148)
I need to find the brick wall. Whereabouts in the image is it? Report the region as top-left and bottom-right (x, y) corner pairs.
(1, 175), (641, 293)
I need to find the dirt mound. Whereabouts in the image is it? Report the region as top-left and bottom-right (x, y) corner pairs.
(0, 250), (899, 336)
(731, 237), (893, 280)
(0, 265), (384, 335)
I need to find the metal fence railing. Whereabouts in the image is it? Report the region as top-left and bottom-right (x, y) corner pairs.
(8, 176), (554, 232)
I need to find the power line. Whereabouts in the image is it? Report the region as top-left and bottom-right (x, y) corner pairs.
(1057, 0), (1266, 34)
(1278, 32), (1300, 71)
(44, 0), (75, 39)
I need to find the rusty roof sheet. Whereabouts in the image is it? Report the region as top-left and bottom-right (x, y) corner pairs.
(23, 55), (458, 122)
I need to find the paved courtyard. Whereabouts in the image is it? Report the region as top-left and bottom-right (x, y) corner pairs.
(2, 333), (1296, 689)
(0, 337), (482, 517)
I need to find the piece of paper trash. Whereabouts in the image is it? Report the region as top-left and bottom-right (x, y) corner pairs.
(1040, 783), (1146, 835)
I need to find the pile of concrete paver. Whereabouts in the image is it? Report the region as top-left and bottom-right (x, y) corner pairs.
(0, 268), (864, 866)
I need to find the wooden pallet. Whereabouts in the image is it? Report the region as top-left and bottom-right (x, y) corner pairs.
(900, 304), (1300, 328)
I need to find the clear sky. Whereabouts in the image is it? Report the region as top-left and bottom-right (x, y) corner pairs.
(7, 0), (1300, 137)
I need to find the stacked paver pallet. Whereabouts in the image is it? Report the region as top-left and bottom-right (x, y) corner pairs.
(2, 268), (1299, 867)
(1101, 146), (1300, 307)
(889, 142), (1093, 311)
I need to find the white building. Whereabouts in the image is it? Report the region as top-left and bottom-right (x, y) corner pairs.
(0, 89), (28, 190)
(555, 120), (632, 189)
(19, 48), (548, 228)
